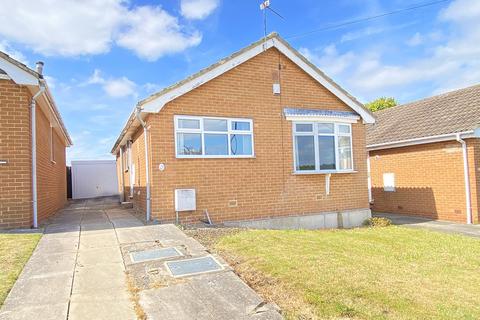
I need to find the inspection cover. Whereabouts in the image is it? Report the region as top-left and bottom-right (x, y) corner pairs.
(166, 255), (223, 277)
(130, 247), (183, 263)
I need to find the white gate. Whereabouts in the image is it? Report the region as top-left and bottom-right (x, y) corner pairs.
(71, 160), (118, 199)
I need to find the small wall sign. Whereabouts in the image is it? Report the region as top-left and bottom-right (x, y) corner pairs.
(0, 160), (7, 165)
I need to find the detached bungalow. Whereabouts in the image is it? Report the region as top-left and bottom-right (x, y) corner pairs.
(367, 84), (480, 224)
(0, 52), (72, 229)
(111, 33), (375, 229)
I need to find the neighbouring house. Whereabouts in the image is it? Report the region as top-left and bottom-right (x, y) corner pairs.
(0, 52), (72, 229)
(111, 33), (375, 229)
(367, 84), (480, 224)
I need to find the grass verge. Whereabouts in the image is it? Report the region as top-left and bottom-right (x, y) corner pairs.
(207, 226), (480, 319)
(0, 233), (41, 306)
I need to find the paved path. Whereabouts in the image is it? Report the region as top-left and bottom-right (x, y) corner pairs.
(0, 198), (282, 320)
(374, 212), (480, 238)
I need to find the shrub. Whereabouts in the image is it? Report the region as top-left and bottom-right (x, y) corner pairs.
(364, 217), (392, 227)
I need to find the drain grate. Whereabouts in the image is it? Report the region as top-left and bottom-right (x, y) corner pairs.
(130, 247), (183, 263)
(166, 255), (223, 277)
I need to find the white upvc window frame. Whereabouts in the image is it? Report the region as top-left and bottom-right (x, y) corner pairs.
(292, 121), (354, 174)
(174, 115), (254, 158)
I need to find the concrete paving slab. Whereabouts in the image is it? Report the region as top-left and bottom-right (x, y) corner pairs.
(0, 303), (68, 320)
(35, 236), (79, 253)
(77, 247), (123, 265)
(72, 263), (126, 294)
(80, 232), (118, 249)
(139, 271), (280, 319)
(2, 273), (73, 307)
(21, 252), (77, 278)
(116, 228), (158, 244)
(80, 222), (114, 232)
(68, 299), (136, 320)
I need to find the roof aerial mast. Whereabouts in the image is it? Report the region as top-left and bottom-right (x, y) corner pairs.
(260, 0), (284, 45)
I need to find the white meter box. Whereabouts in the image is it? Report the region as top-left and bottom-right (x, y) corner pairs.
(175, 189), (196, 211)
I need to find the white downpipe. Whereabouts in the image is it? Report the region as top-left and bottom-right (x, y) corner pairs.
(128, 141), (134, 198)
(367, 155), (373, 203)
(119, 147), (125, 202)
(31, 81), (46, 228)
(456, 133), (472, 224)
(135, 106), (151, 222)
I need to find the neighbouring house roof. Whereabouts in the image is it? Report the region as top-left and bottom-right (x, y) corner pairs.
(111, 32), (374, 154)
(367, 84), (480, 150)
(0, 51), (72, 146)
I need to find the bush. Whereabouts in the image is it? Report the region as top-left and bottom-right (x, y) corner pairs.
(364, 217), (392, 227)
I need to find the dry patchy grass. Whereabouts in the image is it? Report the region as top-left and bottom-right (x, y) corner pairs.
(213, 227), (480, 319)
(0, 233), (41, 306)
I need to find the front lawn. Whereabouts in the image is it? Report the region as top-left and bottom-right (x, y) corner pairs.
(0, 233), (41, 306)
(215, 227), (480, 319)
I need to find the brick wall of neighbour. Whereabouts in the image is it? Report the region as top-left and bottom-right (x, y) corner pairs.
(0, 80), (32, 228)
(369, 139), (479, 223)
(0, 79), (67, 229)
(119, 47), (370, 223)
(35, 104), (67, 223)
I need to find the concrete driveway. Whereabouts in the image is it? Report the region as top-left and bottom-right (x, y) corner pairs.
(0, 197), (281, 320)
(374, 212), (480, 238)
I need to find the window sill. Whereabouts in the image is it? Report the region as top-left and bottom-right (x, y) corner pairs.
(293, 170), (357, 175)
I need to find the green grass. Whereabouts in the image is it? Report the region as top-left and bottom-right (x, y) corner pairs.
(217, 227), (480, 319)
(0, 234), (41, 306)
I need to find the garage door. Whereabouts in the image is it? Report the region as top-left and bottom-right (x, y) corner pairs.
(71, 160), (118, 199)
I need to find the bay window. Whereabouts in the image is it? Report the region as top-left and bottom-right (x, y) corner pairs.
(293, 122), (353, 173)
(175, 116), (254, 158)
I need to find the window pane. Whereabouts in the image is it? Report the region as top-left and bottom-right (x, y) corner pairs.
(319, 136), (336, 170)
(317, 123), (334, 134)
(295, 136), (315, 171)
(205, 134), (228, 155)
(232, 121), (250, 131)
(338, 136), (352, 170)
(177, 133), (202, 155)
(295, 123), (313, 132)
(178, 118), (200, 129)
(230, 134), (252, 155)
(339, 124), (351, 134)
(204, 119), (227, 131)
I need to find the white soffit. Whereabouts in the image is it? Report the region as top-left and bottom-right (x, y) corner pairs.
(140, 36), (375, 124)
(0, 57), (38, 86)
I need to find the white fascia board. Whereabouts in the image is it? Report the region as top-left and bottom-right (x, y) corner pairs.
(367, 131), (476, 151)
(140, 36), (374, 124)
(0, 58), (38, 85)
(285, 115), (359, 123)
(273, 40), (375, 124)
(141, 39), (275, 113)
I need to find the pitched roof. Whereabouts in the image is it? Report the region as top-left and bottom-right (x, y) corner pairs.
(111, 33), (374, 154)
(367, 84), (480, 148)
(0, 51), (72, 146)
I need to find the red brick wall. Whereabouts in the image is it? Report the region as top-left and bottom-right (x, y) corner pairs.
(0, 80), (32, 228)
(369, 140), (479, 223)
(119, 48), (370, 223)
(36, 104), (67, 223)
(0, 79), (67, 228)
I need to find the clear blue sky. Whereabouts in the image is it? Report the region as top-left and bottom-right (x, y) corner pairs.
(1, 0), (478, 162)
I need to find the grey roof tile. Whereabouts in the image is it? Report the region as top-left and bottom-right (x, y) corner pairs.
(366, 84), (480, 146)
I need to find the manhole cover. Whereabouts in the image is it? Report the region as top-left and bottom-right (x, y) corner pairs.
(130, 247), (183, 263)
(166, 255), (223, 277)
